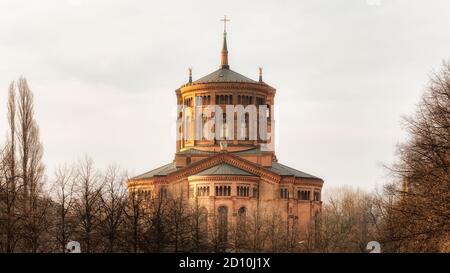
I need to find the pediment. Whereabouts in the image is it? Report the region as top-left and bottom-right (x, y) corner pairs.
(168, 152), (281, 182)
(193, 163), (254, 176)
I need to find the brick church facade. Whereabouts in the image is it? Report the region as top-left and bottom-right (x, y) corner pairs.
(128, 20), (323, 249)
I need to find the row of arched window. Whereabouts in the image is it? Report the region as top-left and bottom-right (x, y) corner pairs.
(255, 97), (266, 105)
(133, 187), (169, 200)
(237, 95), (252, 105)
(197, 186), (210, 196)
(216, 95), (233, 105)
(215, 186), (231, 196)
(188, 185), (257, 198)
(280, 188), (289, 199)
(218, 206), (247, 246)
(298, 190), (311, 200)
(184, 95), (267, 107)
(280, 188), (321, 201)
(135, 189), (152, 200)
(237, 186), (250, 197)
(184, 97), (193, 107)
(197, 95), (211, 105)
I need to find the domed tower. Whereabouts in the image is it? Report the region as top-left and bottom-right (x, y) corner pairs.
(128, 17), (324, 249)
(174, 18), (276, 167)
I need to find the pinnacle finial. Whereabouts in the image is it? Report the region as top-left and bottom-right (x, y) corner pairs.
(259, 67), (263, 82)
(188, 67), (192, 83)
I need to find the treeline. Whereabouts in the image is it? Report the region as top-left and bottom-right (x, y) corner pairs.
(1, 59), (449, 253)
(380, 62), (450, 252)
(0, 157), (307, 253)
(314, 62), (450, 253)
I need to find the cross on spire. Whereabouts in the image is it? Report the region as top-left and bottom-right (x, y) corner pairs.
(220, 15), (230, 69)
(220, 15), (230, 33)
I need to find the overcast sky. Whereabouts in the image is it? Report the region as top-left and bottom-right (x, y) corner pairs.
(0, 0), (449, 191)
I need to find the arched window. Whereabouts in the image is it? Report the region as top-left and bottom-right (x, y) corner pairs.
(198, 207), (208, 247)
(199, 207), (208, 232)
(237, 207), (246, 223)
(314, 211), (321, 244)
(159, 187), (168, 199)
(218, 206), (228, 247)
(314, 191), (321, 201)
(280, 188), (288, 199)
(236, 207), (246, 246)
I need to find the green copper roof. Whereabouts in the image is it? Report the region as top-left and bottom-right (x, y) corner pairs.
(131, 160), (321, 180)
(268, 162), (320, 179)
(193, 68), (258, 84)
(132, 162), (177, 180)
(195, 163), (254, 176)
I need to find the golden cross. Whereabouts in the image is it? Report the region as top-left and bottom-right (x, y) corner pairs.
(220, 15), (230, 32)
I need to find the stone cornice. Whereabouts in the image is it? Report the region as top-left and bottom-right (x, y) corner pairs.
(279, 178), (324, 188)
(128, 179), (154, 188)
(188, 175), (259, 182)
(177, 82), (276, 94)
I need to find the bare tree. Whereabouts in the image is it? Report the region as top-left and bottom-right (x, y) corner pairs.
(383, 61), (450, 252)
(143, 194), (170, 252)
(0, 83), (21, 252)
(51, 164), (76, 252)
(313, 187), (382, 253)
(266, 207), (283, 252)
(73, 156), (103, 253)
(98, 165), (127, 252)
(189, 198), (209, 252)
(14, 78), (49, 253)
(246, 205), (266, 252)
(123, 189), (145, 253)
(167, 192), (190, 252)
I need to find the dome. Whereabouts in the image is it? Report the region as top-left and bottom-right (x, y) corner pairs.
(193, 67), (258, 84)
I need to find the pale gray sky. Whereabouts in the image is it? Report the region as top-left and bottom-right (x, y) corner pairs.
(1, 0), (449, 190)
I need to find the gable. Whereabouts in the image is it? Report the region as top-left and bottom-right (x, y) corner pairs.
(168, 152), (281, 182)
(194, 163), (254, 176)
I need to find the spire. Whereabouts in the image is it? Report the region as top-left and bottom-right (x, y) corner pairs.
(188, 67), (192, 83)
(220, 15), (230, 69)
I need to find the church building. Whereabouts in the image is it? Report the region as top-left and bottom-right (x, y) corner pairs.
(128, 18), (324, 250)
